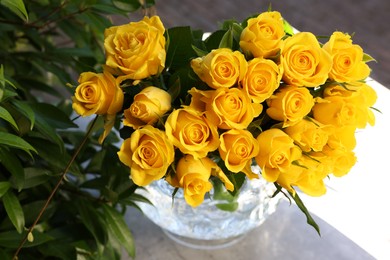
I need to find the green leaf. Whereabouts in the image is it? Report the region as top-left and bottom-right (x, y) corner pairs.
(283, 19), (294, 36)
(363, 53), (376, 63)
(0, 230), (53, 248)
(0, 0), (29, 21)
(2, 190), (25, 233)
(111, 0), (141, 12)
(0, 148), (24, 191)
(30, 102), (77, 129)
(23, 167), (52, 189)
(0, 106), (19, 130)
(289, 190), (321, 236)
(0, 132), (37, 157)
(11, 100), (35, 130)
(166, 26), (197, 71)
(102, 204), (135, 258)
(215, 201), (238, 212)
(37, 242), (77, 260)
(76, 200), (108, 246)
(0, 182), (11, 198)
(219, 28), (233, 49)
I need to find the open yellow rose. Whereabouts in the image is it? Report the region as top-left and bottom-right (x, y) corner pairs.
(255, 128), (302, 183)
(280, 32), (332, 87)
(191, 87), (262, 130)
(240, 11), (285, 58)
(117, 125), (174, 186)
(72, 70), (123, 117)
(266, 85), (314, 127)
(323, 31), (370, 83)
(104, 16), (166, 82)
(240, 58), (282, 103)
(313, 83), (377, 129)
(322, 146), (357, 177)
(191, 48), (247, 89)
(165, 107), (220, 159)
(166, 155), (233, 207)
(219, 129), (259, 179)
(123, 86), (171, 129)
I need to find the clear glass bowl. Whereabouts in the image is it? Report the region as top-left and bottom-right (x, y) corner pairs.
(136, 165), (282, 249)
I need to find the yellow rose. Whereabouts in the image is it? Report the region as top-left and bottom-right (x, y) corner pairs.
(284, 118), (330, 152)
(323, 31), (370, 83)
(280, 32), (332, 87)
(322, 146), (356, 177)
(294, 154), (331, 196)
(219, 129), (259, 178)
(239, 11), (285, 58)
(255, 129), (302, 183)
(313, 83), (377, 128)
(166, 155), (215, 207)
(104, 16), (166, 82)
(240, 58), (282, 103)
(117, 125), (174, 186)
(192, 87), (262, 129)
(326, 125), (356, 151)
(165, 107), (220, 159)
(191, 48), (247, 89)
(123, 86), (171, 129)
(266, 85), (314, 127)
(72, 71), (124, 117)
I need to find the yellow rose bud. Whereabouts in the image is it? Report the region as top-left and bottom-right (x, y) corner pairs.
(72, 71), (124, 117)
(123, 86), (171, 129)
(323, 31), (370, 83)
(241, 58), (282, 103)
(165, 108), (220, 159)
(174, 155), (214, 207)
(240, 11), (285, 58)
(266, 85), (314, 127)
(280, 32), (332, 87)
(197, 87), (262, 129)
(117, 125), (174, 186)
(284, 118), (330, 152)
(255, 129), (302, 183)
(219, 129), (259, 177)
(191, 48), (247, 89)
(104, 16), (166, 82)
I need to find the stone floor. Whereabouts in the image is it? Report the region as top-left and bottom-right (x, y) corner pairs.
(125, 0), (390, 89)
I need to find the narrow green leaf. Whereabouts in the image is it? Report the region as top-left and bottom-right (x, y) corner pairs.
(215, 202), (238, 212)
(30, 103), (77, 129)
(111, 0), (141, 12)
(0, 106), (19, 130)
(363, 53), (376, 63)
(102, 204), (135, 258)
(2, 191), (25, 233)
(191, 45), (208, 57)
(0, 132), (37, 157)
(283, 19), (294, 36)
(23, 167), (52, 189)
(0, 182), (11, 198)
(11, 100), (35, 130)
(0, 0), (29, 21)
(219, 28), (233, 49)
(76, 200), (108, 246)
(0, 230), (53, 248)
(0, 148), (24, 191)
(289, 190), (321, 236)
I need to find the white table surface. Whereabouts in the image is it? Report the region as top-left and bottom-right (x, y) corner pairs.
(122, 78), (389, 260)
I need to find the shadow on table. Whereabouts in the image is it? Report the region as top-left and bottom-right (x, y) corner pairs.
(124, 200), (374, 260)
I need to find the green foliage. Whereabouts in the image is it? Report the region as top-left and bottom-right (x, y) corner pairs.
(0, 0), (154, 258)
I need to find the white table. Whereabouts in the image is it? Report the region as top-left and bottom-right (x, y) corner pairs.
(123, 78), (389, 260)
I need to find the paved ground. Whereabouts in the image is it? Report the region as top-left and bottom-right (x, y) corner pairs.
(126, 0), (390, 88)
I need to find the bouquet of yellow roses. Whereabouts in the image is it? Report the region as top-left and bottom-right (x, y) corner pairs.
(71, 10), (377, 233)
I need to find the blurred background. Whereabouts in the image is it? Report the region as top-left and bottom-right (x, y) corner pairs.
(125, 0), (390, 88)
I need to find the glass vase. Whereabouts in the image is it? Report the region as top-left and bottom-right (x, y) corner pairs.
(136, 165), (282, 249)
